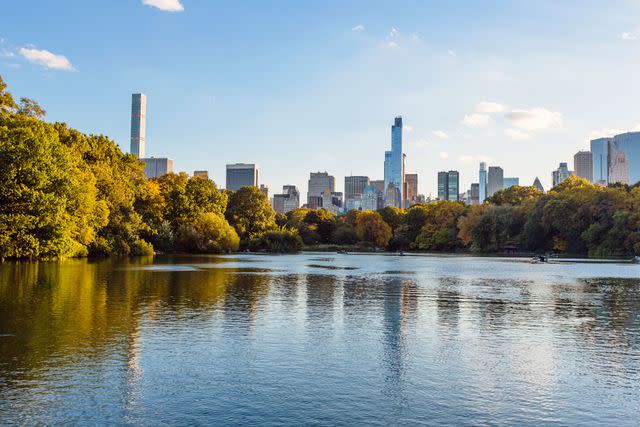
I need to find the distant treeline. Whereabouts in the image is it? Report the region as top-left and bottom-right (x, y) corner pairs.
(2, 76), (640, 259)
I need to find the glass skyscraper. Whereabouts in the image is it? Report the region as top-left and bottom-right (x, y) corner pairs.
(611, 132), (640, 184)
(384, 116), (405, 208)
(590, 137), (610, 185)
(437, 171), (459, 201)
(226, 163), (259, 191)
(479, 162), (487, 202)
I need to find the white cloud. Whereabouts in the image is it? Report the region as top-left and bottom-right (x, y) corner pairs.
(504, 128), (530, 141)
(352, 24), (364, 32)
(620, 32), (638, 40)
(588, 124), (640, 140)
(142, 0), (184, 12)
(389, 27), (398, 38)
(439, 151), (449, 159)
(432, 130), (449, 138)
(477, 101), (506, 113)
(462, 113), (490, 127)
(19, 47), (75, 71)
(505, 108), (562, 131)
(387, 41), (398, 48)
(0, 50), (14, 57)
(448, 49), (456, 57)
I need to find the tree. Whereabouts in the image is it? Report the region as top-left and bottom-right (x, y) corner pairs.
(0, 75), (16, 114)
(377, 206), (405, 231)
(485, 185), (542, 206)
(355, 211), (392, 248)
(414, 201), (465, 251)
(247, 228), (302, 253)
(225, 186), (276, 240)
(303, 209), (336, 243)
(17, 97), (46, 118)
(177, 212), (239, 253)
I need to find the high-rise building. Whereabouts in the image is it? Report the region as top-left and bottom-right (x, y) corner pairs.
(370, 180), (385, 210)
(383, 116), (405, 208)
(361, 184), (379, 211)
(532, 177), (544, 192)
(345, 176), (370, 210)
(552, 162), (572, 187)
(307, 172), (335, 206)
(437, 171), (459, 201)
(504, 177), (520, 188)
(273, 185), (300, 213)
(259, 184), (269, 198)
(405, 173), (418, 207)
(193, 170), (208, 179)
(487, 166), (504, 197)
(143, 157), (173, 178)
(226, 163), (259, 191)
(470, 183), (480, 205)
(479, 162), (487, 202)
(130, 93), (146, 158)
(590, 137), (611, 185)
(573, 151), (593, 182)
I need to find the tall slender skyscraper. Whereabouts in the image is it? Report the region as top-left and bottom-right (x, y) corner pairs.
(383, 116), (405, 208)
(487, 166), (504, 197)
(479, 162), (487, 202)
(130, 93), (146, 158)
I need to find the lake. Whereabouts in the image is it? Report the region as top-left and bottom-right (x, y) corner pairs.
(0, 253), (639, 426)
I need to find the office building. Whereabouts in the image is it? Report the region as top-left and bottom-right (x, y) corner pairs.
(437, 170), (459, 201)
(143, 157), (173, 178)
(470, 183), (480, 205)
(552, 162), (572, 187)
(226, 163), (259, 191)
(590, 137), (611, 185)
(345, 176), (370, 210)
(370, 180), (385, 209)
(193, 170), (208, 179)
(574, 151), (593, 182)
(307, 172), (335, 206)
(361, 184), (379, 211)
(405, 173), (418, 207)
(383, 116), (406, 208)
(130, 93), (146, 158)
(272, 185), (300, 213)
(533, 177), (544, 192)
(259, 184), (269, 198)
(504, 177), (520, 188)
(479, 162), (487, 202)
(321, 189), (343, 214)
(487, 166), (504, 197)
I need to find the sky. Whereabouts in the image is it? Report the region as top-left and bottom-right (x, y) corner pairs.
(2, 0), (640, 198)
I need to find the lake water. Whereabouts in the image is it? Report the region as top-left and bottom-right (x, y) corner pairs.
(0, 253), (639, 426)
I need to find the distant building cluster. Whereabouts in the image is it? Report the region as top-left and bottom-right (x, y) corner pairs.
(128, 93), (640, 212)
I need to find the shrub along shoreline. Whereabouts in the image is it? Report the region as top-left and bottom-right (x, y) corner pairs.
(2, 75), (640, 261)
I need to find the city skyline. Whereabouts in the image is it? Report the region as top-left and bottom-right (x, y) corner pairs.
(2, 1), (640, 197)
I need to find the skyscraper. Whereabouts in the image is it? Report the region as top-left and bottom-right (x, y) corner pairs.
(193, 170), (209, 179)
(273, 185), (300, 213)
(487, 166), (504, 197)
(574, 151), (593, 182)
(470, 183), (480, 205)
(226, 163), (259, 191)
(143, 157), (173, 178)
(307, 171), (335, 207)
(609, 132), (640, 184)
(344, 176), (370, 210)
(479, 162), (487, 202)
(552, 162), (572, 187)
(130, 93), (146, 158)
(383, 116), (405, 208)
(532, 177), (544, 192)
(437, 171), (459, 201)
(405, 173), (418, 207)
(259, 184), (269, 198)
(590, 137), (611, 185)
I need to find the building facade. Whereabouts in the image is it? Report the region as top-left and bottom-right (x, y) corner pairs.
(590, 137), (611, 185)
(405, 173), (418, 207)
(470, 183), (480, 205)
(307, 172), (335, 206)
(574, 151), (593, 182)
(479, 162), (487, 202)
(533, 177), (544, 192)
(226, 163), (259, 191)
(437, 171), (459, 201)
(552, 162), (572, 187)
(344, 176), (370, 210)
(130, 93), (146, 158)
(193, 170), (208, 179)
(504, 177), (520, 188)
(487, 166), (504, 197)
(143, 157), (173, 179)
(383, 116), (405, 208)
(272, 185), (300, 213)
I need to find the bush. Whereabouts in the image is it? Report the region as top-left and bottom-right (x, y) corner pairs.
(247, 228), (302, 253)
(177, 212), (239, 253)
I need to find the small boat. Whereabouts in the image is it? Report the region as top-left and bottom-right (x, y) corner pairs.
(531, 255), (548, 263)
(398, 250), (405, 256)
(337, 249), (349, 255)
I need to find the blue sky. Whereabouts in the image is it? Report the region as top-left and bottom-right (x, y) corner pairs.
(2, 0), (640, 197)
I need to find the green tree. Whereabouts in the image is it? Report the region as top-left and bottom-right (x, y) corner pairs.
(485, 185), (542, 206)
(247, 228), (302, 253)
(225, 186), (276, 240)
(303, 209), (336, 243)
(177, 212), (239, 253)
(377, 206), (405, 231)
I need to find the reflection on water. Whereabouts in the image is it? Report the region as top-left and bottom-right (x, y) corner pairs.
(0, 254), (639, 425)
